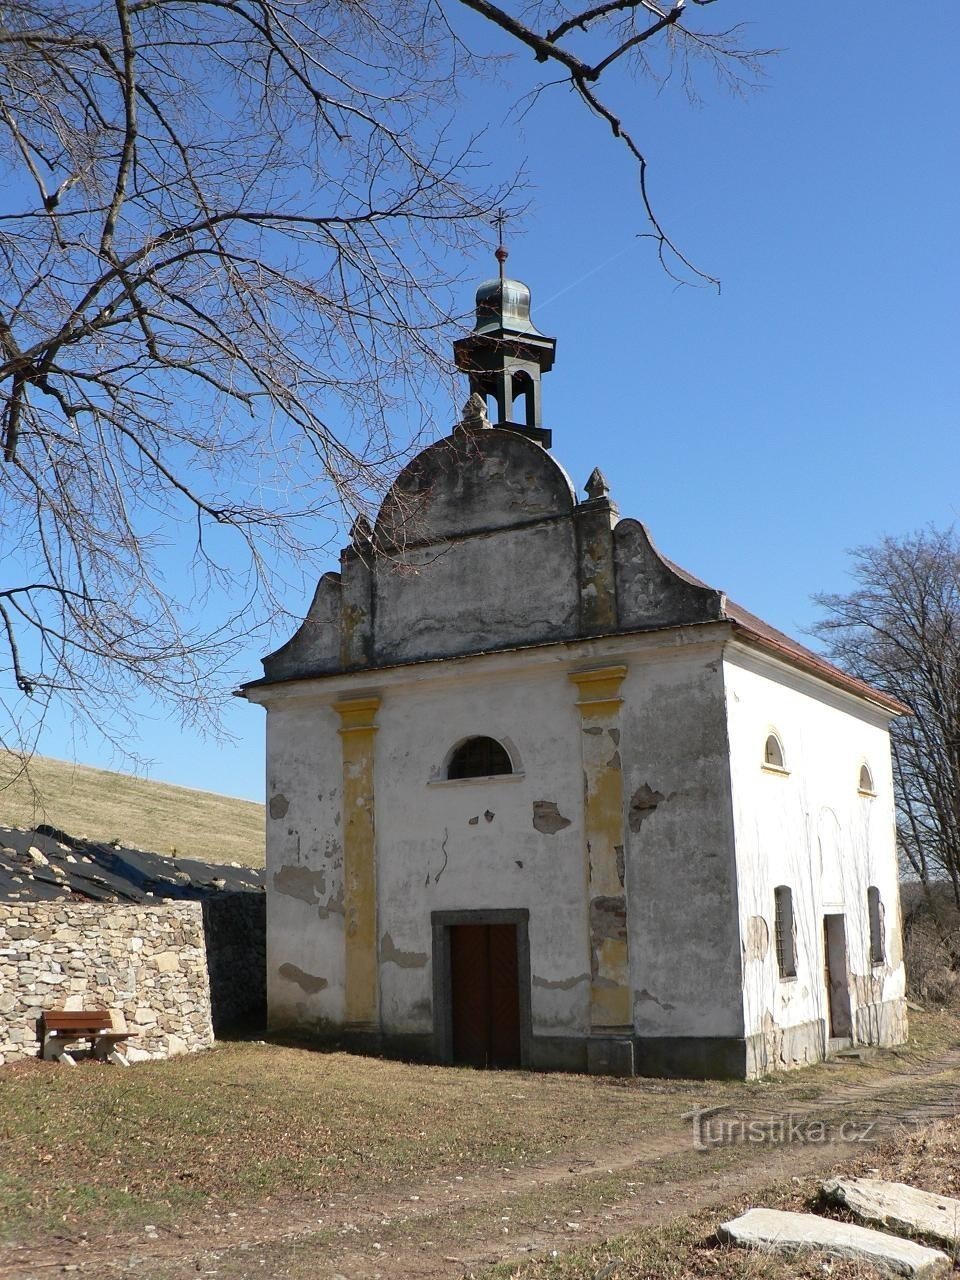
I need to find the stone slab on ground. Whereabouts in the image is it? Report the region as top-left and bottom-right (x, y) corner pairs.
(718, 1207), (951, 1277)
(822, 1177), (960, 1249)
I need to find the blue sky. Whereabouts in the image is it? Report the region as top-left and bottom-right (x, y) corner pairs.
(25, 4), (960, 801)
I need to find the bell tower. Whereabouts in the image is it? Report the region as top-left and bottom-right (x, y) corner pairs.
(453, 243), (557, 448)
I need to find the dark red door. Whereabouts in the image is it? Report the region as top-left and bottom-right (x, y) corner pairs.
(449, 923), (521, 1068)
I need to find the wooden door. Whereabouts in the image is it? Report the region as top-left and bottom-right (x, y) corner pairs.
(823, 913), (853, 1039)
(449, 922), (521, 1068)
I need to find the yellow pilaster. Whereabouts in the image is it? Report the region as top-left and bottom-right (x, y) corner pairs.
(569, 666), (631, 1032)
(335, 695), (381, 1030)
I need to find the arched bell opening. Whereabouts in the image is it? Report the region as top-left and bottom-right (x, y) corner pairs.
(510, 367), (540, 431)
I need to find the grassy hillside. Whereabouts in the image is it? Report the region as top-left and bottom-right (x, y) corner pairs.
(0, 752), (264, 868)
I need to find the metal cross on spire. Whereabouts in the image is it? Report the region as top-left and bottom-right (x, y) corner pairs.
(492, 208), (509, 280)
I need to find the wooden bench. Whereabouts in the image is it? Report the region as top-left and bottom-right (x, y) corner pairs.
(40, 1010), (135, 1066)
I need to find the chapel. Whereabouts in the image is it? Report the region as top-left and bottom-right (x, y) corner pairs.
(241, 260), (908, 1078)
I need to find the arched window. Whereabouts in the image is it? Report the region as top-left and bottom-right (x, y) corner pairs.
(867, 886), (885, 964)
(774, 885), (797, 978)
(859, 763), (875, 795)
(763, 733), (786, 770)
(446, 737), (513, 780)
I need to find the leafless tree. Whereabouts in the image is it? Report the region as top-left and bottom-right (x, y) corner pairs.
(813, 528), (960, 907)
(0, 0), (768, 762)
(458, 0), (768, 282)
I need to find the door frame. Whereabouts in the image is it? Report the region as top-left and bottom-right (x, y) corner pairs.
(431, 908), (532, 1067)
(823, 913), (854, 1040)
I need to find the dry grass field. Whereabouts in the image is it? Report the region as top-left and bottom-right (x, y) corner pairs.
(1, 1010), (959, 1278)
(0, 751), (264, 867)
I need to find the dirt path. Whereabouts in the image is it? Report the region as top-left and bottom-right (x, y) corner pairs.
(4, 1046), (959, 1280)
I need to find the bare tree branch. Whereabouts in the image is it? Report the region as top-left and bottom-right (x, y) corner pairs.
(0, 0), (769, 760)
(454, 0), (767, 284)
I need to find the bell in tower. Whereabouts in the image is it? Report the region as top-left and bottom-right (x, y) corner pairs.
(453, 245), (557, 448)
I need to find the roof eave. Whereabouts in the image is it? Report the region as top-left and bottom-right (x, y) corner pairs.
(729, 621), (911, 718)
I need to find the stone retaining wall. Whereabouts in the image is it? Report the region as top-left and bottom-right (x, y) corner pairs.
(0, 901), (214, 1064)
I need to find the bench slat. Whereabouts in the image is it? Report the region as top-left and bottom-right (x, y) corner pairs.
(42, 1011), (112, 1032)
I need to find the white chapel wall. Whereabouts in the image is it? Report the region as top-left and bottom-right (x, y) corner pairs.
(618, 639), (745, 1043)
(264, 697), (347, 1030)
(723, 645), (905, 1069)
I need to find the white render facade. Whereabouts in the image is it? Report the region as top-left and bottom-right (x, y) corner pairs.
(726, 646), (906, 1071)
(242, 275), (907, 1079)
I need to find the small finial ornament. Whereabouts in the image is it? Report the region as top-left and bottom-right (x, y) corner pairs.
(584, 468), (610, 501)
(460, 391), (491, 431)
(350, 513), (373, 546)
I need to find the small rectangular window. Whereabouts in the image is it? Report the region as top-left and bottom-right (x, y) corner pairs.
(774, 885), (797, 979)
(868, 886), (885, 964)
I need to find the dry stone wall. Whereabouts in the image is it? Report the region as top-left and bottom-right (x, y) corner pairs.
(0, 901), (214, 1064)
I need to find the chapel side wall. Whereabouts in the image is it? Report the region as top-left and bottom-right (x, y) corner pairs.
(373, 662), (590, 1059)
(723, 648), (906, 1075)
(620, 645), (745, 1060)
(264, 699), (346, 1032)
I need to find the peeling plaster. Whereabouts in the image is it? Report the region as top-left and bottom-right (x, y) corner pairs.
(851, 971), (885, 1005)
(589, 897), (628, 991)
(317, 889), (344, 920)
(268, 794), (289, 819)
(628, 783), (665, 833)
(743, 916), (769, 962)
(277, 963), (328, 994)
(760, 1009), (786, 1068)
(273, 865), (326, 904)
(484, 810), (494, 823)
(533, 972), (590, 990)
(532, 800), (572, 835)
(606, 750), (622, 771)
(381, 931), (428, 969)
(636, 988), (675, 1012)
(468, 815), (479, 826)
(317, 890), (343, 921)
(590, 895), (627, 941)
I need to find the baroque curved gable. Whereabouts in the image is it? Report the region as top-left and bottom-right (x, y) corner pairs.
(258, 427), (737, 680)
(374, 428), (576, 549)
